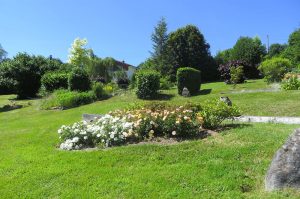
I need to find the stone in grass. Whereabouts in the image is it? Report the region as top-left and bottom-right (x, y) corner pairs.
(265, 128), (300, 191)
(182, 87), (190, 97)
(220, 96), (232, 106)
(82, 114), (103, 122)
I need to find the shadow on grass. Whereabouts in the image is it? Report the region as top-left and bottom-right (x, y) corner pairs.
(145, 93), (175, 101)
(0, 104), (23, 113)
(197, 89), (212, 95)
(217, 123), (252, 132)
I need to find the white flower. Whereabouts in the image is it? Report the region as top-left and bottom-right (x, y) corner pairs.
(72, 137), (79, 143)
(122, 132), (128, 137)
(97, 134), (101, 138)
(84, 136), (88, 140)
(58, 129), (62, 134)
(172, 131), (176, 136)
(110, 133), (115, 139)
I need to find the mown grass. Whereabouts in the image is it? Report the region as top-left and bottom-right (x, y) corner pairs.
(1, 79), (300, 198)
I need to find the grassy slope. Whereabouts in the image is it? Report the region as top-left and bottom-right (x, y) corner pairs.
(1, 80), (300, 198)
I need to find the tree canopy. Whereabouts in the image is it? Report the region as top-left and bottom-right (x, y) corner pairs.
(166, 25), (213, 81)
(231, 36), (266, 67)
(68, 38), (92, 68)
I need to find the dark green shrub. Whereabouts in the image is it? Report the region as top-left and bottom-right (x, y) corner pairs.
(0, 77), (17, 94)
(92, 82), (105, 99)
(177, 67), (201, 95)
(68, 67), (91, 91)
(41, 89), (96, 109)
(136, 70), (160, 99)
(11, 53), (42, 98)
(41, 72), (68, 92)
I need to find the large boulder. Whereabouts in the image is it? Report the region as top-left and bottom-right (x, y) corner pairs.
(265, 128), (300, 191)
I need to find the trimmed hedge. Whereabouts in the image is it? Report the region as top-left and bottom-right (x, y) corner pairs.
(177, 67), (201, 95)
(68, 67), (91, 91)
(136, 70), (160, 99)
(41, 72), (68, 92)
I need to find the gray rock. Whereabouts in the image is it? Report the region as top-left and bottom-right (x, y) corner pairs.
(82, 114), (103, 122)
(182, 87), (190, 97)
(220, 96), (232, 106)
(265, 128), (300, 191)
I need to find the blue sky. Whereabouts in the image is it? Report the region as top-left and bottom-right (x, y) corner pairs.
(0, 0), (299, 66)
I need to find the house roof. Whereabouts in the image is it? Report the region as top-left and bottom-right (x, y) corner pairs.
(115, 60), (132, 70)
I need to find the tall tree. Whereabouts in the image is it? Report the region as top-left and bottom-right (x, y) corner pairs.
(166, 25), (213, 81)
(231, 36), (266, 67)
(68, 38), (92, 68)
(268, 43), (287, 58)
(0, 44), (7, 62)
(151, 17), (168, 59)
(150, 17), (169, 73)
(282, 28), (300, 65)
(214, 49), (233, 66)
(231, 36), (266, 78)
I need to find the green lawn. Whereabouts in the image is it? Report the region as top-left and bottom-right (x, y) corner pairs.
(1, 79), (300, 198)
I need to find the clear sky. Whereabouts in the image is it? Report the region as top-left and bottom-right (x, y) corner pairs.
(0, 0), (299, 66)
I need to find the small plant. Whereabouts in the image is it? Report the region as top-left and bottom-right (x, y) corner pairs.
(136, 70), (160, 99)
(68, 67), (91, 91)
(177, 67), (201, 95)
(258, 57), (293, 83)
(218, 60), (247, 84)
(230, 65), (244, 86)
(103, 82), (118, 96)
(200, 99), (240, 129)
(41, 72), (68, 92)
(281, 76), (300, 90)
(92, 82), (105, 99)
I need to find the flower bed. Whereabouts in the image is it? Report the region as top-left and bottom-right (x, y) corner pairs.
(58, 101), (240, 150)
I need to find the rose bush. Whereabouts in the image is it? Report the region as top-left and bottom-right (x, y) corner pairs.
(58, 101), (240, 150)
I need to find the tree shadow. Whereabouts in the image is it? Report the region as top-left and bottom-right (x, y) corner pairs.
(192, 89), (212, 96)
(217, 123), (252, 133)
(0, 104), (23, 113)
(150, 93), (175, 101)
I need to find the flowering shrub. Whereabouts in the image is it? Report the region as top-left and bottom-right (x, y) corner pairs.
(57, 101), (240, 150)
(110, 103), (203, 138)
(281, 76), (300, 90)
(58, 114), (138, 150)
(218, 60), (249, 84)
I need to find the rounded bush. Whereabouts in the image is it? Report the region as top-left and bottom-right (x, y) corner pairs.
(92, 82), (105, 99)
(136, 70), (160, 99)
(41, 72), (68, 92)
(68, 68), (91, 91)
(258, 57), (293, 83)
(177, 67), (201, 95)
